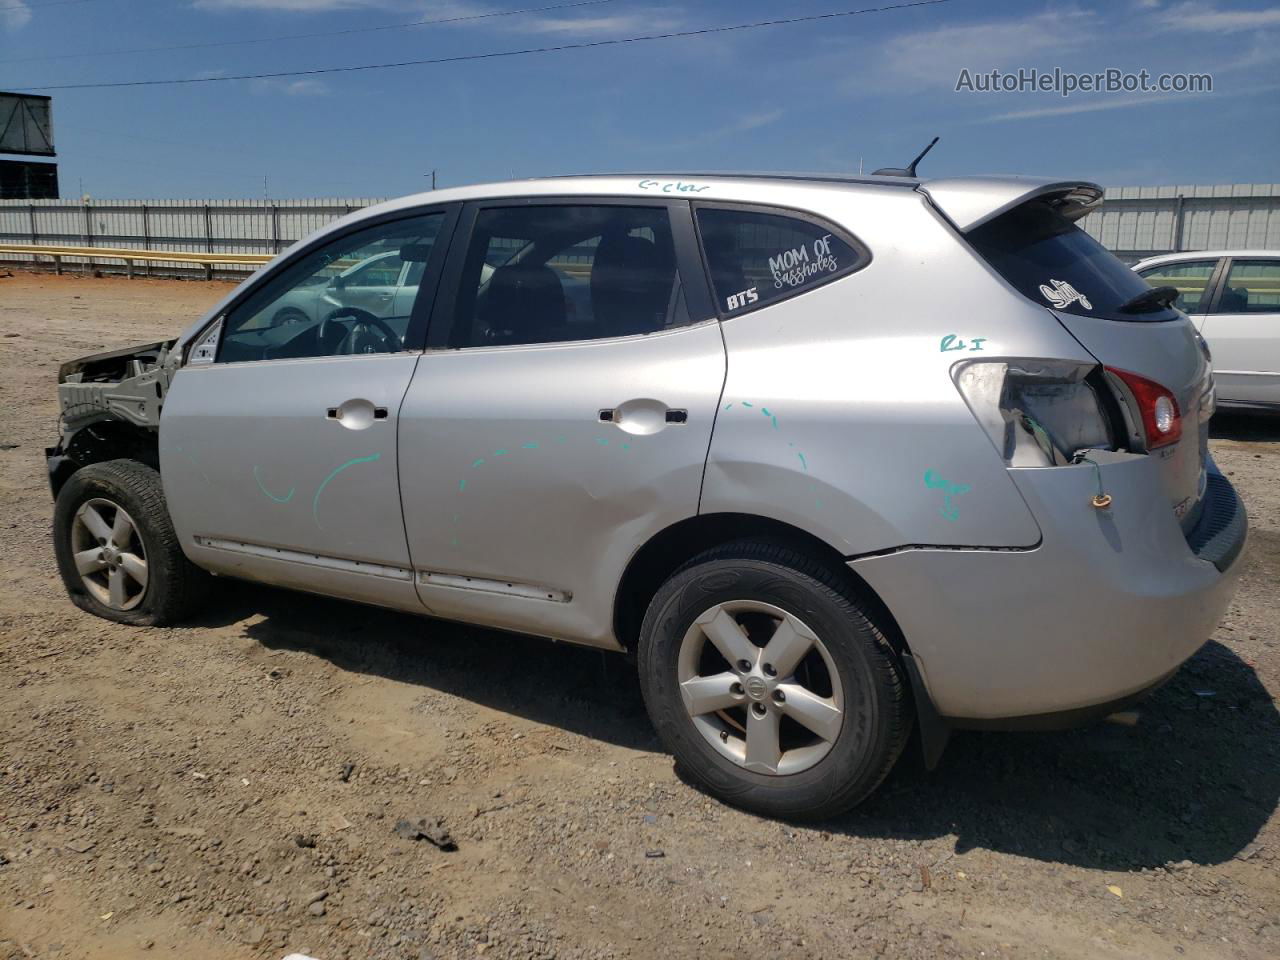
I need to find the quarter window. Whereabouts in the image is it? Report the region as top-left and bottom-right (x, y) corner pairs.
(695, 207), (865, 315)
(1212, 259), (1280, 314)
(217, 212), (445, 363)
(1136, 260), (1217, 313)
(448, 205), (685, 348)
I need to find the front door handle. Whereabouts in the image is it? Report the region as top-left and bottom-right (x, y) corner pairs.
(326, 399), (388, 429)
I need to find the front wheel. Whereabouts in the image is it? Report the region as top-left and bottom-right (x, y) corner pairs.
(53, 459), (209, 626)
(638, 542), (910, 820)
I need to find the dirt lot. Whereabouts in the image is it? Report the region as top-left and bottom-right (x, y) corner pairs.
(1, 270), (1278, 960)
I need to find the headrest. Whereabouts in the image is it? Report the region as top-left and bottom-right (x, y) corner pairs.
(481, 263), (566, 341)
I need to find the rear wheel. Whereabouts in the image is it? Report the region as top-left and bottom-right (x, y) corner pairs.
(638, 541), (909, 819)
(53, 459), (209, 626)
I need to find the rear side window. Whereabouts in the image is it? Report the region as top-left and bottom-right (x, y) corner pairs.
(695, 206), (866, 316)
(1211, 259), (1280, 314)
(969, 201), (1177, 322)
(1136, 259), (1218, 313)
(448, 205), (687, 348)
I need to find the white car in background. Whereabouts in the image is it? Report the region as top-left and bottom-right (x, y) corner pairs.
(1134, 251), (1280, 412)
(266, 249), (425, 328)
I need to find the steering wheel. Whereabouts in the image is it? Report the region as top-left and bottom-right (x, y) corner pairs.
(318, 307), (402, 355)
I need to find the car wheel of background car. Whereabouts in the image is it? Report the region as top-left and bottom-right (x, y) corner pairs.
(638, 540), (910, 820)
(270, 306), (309, 326)
(53, 459), (210, 627)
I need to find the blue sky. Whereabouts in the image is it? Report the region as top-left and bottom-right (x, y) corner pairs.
(2, 0), (1278, 198)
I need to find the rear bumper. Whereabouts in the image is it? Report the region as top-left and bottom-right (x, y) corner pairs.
(851, 456), (1246, 722)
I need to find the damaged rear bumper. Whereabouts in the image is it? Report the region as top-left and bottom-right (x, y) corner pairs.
(851, 456), (1246, 725)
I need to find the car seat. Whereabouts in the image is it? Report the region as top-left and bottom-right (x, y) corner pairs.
(590, 233), (676, 337)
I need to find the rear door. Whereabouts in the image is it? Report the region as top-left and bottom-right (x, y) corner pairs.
(1198, 257), (1280, 405)
(160, 207), (455, 611)
(397, 198), (725, 647)
(965, 200), (1212, 530)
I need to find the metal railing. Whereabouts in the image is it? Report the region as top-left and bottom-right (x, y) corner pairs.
(0, 197), (384, 279)
(0, 242), (274, 280)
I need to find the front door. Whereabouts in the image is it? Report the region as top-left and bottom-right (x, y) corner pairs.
(160, 208), (453, 610)
(398, 199), (725, 647)
(1200, 257), (1280, 405)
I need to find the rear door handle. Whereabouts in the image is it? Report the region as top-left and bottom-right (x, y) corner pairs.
(597, 400), (688, 433)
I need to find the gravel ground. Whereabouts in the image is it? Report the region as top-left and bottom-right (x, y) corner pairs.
(1, 270), (1278, 960)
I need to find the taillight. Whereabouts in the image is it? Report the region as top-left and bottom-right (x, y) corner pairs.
(1105, 366), (1182, 450)
(953, 359), (1115, 466)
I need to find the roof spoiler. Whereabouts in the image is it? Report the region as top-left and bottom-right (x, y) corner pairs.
(918, 177), (1104, 232)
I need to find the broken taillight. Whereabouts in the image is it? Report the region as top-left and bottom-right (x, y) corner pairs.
(1105, 366), (1182, 450)
(952, 359), (1117, 466)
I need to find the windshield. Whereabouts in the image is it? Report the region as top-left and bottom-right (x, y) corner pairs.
(967, 200), (1179, 322)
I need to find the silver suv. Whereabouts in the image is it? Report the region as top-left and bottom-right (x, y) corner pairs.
(47, 173), (1248, 819)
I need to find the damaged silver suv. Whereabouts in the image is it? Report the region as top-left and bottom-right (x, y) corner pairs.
(48, 173), (1247, 818)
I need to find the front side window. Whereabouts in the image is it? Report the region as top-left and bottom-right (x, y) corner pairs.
(448, 205), (684, 348)
(1137, 260), (1217, 313)
(217, 212), (444, 363)
(1212, 259), (1280, 314)
(695, 206), (865, 316)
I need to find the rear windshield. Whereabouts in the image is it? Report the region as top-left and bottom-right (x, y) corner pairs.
(967, 201), (1179, 322)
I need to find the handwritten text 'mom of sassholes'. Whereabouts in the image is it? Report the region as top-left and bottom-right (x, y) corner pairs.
(769, 234), (838, 290)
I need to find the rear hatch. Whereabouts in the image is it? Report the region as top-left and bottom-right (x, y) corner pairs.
(928, 180), (1212, 532)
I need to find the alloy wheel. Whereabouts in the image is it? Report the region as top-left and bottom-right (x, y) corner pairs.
(677, 600), (844, 775)
(70, 497), (149, 611)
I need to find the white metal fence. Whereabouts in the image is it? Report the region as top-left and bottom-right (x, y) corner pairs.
(2, 184), (1278, 279)
(1079, 184), (1280, 263)
(0, 197), (386, 278)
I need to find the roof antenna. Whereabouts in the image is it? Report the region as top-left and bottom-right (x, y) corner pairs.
(872, 136), (939, 178)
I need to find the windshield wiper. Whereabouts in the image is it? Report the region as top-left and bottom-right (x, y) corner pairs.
(1119, 285), (1179, 314)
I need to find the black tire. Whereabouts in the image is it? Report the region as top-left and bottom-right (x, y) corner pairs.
(638, 541), (910, 820)
(53, 459), (210, 626)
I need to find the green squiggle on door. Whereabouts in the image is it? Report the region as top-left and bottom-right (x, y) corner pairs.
(253, 465), (295, 504)
(313, 453), (382, 527)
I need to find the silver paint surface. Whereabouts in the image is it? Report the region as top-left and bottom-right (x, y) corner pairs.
(145, 173), (1243, 721)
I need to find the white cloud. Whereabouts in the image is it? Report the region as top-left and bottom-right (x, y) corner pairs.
(982, 90), (1211, 121)
(515, 13), (678, 34)
(724, 109), (783, 135)
(1158, 1), (1280, 33)
(250, 76), (332, 95)
(194, 0), (410, 10)
(2, 0), (32, 32)
(283, 77), (330, 95)
(876, 8), (1098, 90)
(622, 107), (783, 153)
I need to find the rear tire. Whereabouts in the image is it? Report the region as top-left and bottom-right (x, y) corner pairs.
(53, 459), (209, 626)
(638, 541), (909, 820)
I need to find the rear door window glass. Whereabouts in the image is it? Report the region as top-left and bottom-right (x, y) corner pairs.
(1136, 260), (1218, 313)
(1212, 259), (1280, 314)
(968, 201), (1177, 321)
(695, 206), (865, 315)
(448, 205), (686, 348)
